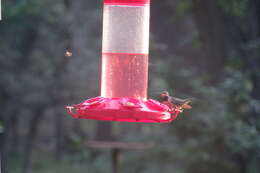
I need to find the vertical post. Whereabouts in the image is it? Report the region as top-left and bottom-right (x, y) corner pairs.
(111, 148), (120, 173)
(101, 0), (150, 99)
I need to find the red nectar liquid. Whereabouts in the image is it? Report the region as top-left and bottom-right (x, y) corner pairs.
(101, 53), (148, 98)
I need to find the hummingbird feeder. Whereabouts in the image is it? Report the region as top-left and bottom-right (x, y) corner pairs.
(66, 0), (181, 123)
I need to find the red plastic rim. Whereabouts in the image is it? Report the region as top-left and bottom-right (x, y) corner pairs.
(66, 97), (181, 123)
(104, 0), (150, 6)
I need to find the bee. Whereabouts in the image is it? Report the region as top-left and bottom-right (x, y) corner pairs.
(64, 50), (72, 57)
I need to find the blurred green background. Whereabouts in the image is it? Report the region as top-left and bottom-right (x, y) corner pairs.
(1, 0), (260, 173)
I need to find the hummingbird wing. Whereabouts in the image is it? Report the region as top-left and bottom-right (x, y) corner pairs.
(170, 97), (192, 107)
(170, 97), (185, 105)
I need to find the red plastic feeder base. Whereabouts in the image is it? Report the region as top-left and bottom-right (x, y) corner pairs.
(66, 97), (181, 123)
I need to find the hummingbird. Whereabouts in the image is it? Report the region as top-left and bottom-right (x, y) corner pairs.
(159, 91), (192, 111)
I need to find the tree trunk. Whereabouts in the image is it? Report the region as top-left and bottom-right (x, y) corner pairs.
(1, 118), (7, 173)
(248, 0), (260, 100)
(22, 107), (45, 173)
(10, 114), (19, 155)
(192, 0), (227, 84)
(54, 112), (64, 161)
(1, 103), (20, 173)
(52, 0), (73, 161)
(111, 148), (120, 173)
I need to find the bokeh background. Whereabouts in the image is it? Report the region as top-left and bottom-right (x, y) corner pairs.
(1, 0), (260, 173)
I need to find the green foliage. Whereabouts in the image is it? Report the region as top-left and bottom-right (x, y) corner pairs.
(2, 0), (260, 173)
(175, 0), (192, 17)
(0, 121), (4, 133)
(218, 0), (247, 17)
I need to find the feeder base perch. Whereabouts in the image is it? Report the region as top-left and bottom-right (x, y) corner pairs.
(66, 97), (181, 123)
